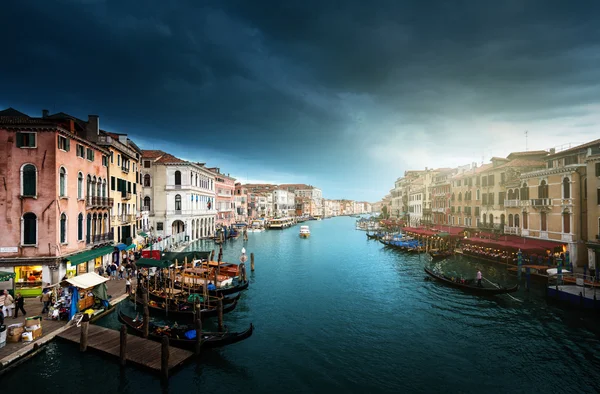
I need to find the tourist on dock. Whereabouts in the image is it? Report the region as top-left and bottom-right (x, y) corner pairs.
(41, 289), (51, 314)
(476, 270), (482, 287)
(125, 278), (132, 295)
(98, 264), (105, 277)
(3, 290), (14, 318)
(110, 262), (118, 280)
(14, 292), (26, 318)
(0, 290), (6, 317)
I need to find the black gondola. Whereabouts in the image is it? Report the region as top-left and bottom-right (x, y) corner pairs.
(428, 250), (454, 261)
(147, 289), (240, 306)
(131, 296), (239, 321)
(117, 311), (253, 349)
(424, 268), (519, 295)
(173, 279), (249, 296)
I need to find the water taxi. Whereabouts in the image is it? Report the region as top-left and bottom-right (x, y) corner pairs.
(248, 219), (266, 233)
(268, 217), (295, 229)
(299, 225), (310, 238)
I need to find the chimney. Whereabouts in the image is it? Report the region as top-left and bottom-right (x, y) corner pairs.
(42, 109), (49, 118)
(549, 148), (556, 154)
(86, 115), (99, 141)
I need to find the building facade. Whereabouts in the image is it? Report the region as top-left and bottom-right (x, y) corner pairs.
(273, 189), (296, 217)
(208, 168), (236, 227)
(141, 150), (216, 244)
(584, 142), (600, 270)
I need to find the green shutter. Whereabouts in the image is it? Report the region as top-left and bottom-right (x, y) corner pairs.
(65, 138), (70, 151)
(16, 132), (23, 147)
(29, 133), (36, 147)
(22, 165), (36, 196)
(111, 176), (116, 191)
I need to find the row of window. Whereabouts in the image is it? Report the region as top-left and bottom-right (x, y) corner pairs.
(21, 212), (109, 246)
(20, 164), (107, 199)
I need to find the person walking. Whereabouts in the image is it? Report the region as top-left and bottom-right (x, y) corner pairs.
(125, 278), (131, 295)
(3, 290), (14, 318)
(476, 270), (483, 287)
(14, 292), (26, 318)
(41, 289), (51, 314)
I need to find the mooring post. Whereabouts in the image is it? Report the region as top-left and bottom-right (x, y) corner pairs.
(161, 335), (170, 381)
(526, 267), (531, 291)
(80, 314), (90, 352)
(217, 298), (224, 332)
(195, 318), (202, 356)
(143, 289), (150, 339)
(251, 252), (255, 272)
(210, 250), (215, 262)
(120, 324), (127, 366)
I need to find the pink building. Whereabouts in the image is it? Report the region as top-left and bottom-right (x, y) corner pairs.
(0, 108), (112, 296)
(207, 167), (236, 227)
(235, 183), (248, 222)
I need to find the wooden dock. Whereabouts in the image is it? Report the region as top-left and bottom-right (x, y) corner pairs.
(57, 324), (193, 374)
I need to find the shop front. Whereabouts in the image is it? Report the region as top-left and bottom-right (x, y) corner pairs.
(0, 270), (16, 296)
(64, 245), (115, 278)
(14, 265), (43, 298)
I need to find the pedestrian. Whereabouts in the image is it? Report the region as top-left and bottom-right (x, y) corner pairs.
(111, 262), (118, 280)
(3, 289), (14, 318)
(125, 278), (131, 295)
(41, 289), (51, 314)
(14, 292), (26, 318)
(98, 264), (105, 277)
(119, 264), (125, 280)
(476, 269), (483, 287)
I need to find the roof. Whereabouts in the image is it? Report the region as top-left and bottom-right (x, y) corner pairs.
(0, 107), (29, 117)
(142, 150), (166, 159)
(546, 139), (600, 158)
(506, 151), (548, 160)
(155, 152), (187, 164)
(494, 159), (546, 170)
(64, 272), (108, 289)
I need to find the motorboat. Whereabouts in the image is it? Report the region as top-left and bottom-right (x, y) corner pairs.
(299, 225), (310, 238)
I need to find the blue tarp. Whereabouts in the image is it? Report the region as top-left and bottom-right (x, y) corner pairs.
(69, 286), (80, 321)
(184, 330), (196, 340)
(116, 243), (128, 251)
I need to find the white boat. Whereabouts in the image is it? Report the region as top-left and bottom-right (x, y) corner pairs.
(269, 217), (295, 229)
(247, 220), (265, 233)
(299, 225), (310, 238)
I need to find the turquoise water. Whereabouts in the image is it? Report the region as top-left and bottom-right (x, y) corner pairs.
(3, 217), (600, 393)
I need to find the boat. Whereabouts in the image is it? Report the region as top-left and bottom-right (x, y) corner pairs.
(424, 268), (519, 295)
(247, 220), (265, 233)
(428, 249), (454, 261)
(268, 217), (295, 229)
(299, 225), (310, 238)
(118, 311), (254, 349)
(131, 294), (239, 321)
(147, 288), (240, 306)
(173, 278), (249, 296)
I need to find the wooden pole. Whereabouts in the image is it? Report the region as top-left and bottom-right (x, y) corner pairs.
(210, 250), (215, 262)
(195, 318), (202, 356)
(120, 324), (127, 366)
(161, 335), (170, 381)
(79, 314), (90, 352)
(217, 298), (224, 332)
(251, 252), (255, 272)
(143, 289), (150, 339)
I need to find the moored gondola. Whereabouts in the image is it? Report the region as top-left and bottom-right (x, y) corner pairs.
(117, 311), (253, 349)
(172, 279), (249, 296)
(424, 267), (519, 295)
(147, 289), (241, 306)
(131, 295), (239, 321)
(428, 250), (454, 261)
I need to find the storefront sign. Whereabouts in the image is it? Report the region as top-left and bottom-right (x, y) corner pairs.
(0, 247), (18, 253)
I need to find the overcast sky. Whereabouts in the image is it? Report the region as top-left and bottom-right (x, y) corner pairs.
(1, 0), (599, 201)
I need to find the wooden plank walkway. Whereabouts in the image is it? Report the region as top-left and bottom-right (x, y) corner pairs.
(57, 324), (193, 373)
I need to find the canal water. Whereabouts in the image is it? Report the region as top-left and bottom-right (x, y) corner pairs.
(3, 216), (600, 393)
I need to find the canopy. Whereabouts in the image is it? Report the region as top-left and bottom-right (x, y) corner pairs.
(136, 258), (173, 269)
(161, 251), (210, 263)
(64, 272), (108, 289)
(117, 243), (136, 251)
(0, 271), (15, 282)
(66, 245), (114, 266)
(138, 231), (148, 237)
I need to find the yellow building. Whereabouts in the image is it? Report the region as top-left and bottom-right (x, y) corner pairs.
(98, 132), (142, 245)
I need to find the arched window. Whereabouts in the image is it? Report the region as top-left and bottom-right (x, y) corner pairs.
(78, 213), (83, 241)
(143, 174), (151, 187)
(476, 189), (480, 200)
(521, 183), (529, 200)
(22, 212), (37, 245)
(174, 171), (181, 185)
(78, 172), (83, 199)
(563, 177), (570, 199)
(86, 213), (91, 244)
(175, 194), (182, 211)
(563, 211), (570, 233)
(96, 177), (101, 197)
(144, 196), (151, 211)
(451, 193), (455, 201)
(60, 213), (67, 243)
(458, 192), (462, 201)
(515, 214), (520, 227)
(522, 212), (528, 229)
(500, 214), (505, 227)
(539, 180), (548, 199)
(102, 179), (107, 197)
(541, 212), (547, 231)
(92, 176), (97, 197)
(87, 175), (92, 199)
(190, 172), (194, 184)
(489, 214), (494, 225)
(515, 188), (520, 200)
(21, 164), (37, 197)
(508, 214), (514, 227)
(195, 174), (198, 186)
(59, 167), (67, 196)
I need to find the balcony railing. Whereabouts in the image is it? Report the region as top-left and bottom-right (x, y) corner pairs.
(121, 214), (135, 223)
(531, 198), (550, 207)
(121, 192), (132, 201)
(121, 166), (129, 173)
(540, 230), (549, 239)
(86, 196), (114, 208)
(477, 223), (502, 230)
(503, 226), (520, 235)
(166, 208), (217, 216)
(561, 233), (573, 242)
(504, 199), (520, 207)
(561, 198), (574, 207)
(86, 231), (114, 245)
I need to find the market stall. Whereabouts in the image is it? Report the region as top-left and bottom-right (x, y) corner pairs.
(49, 272), (110, 321)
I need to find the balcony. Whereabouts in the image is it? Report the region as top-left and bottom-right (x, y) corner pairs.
(477, 223), (502, 230)
(560, 198), (573, 208)
(561, 233), (573, 242)
(165, 184), (183, 191)
(166, 208), (217, 216)
(504, 199), (520, 207)
(121, 192), (132, 201)
(504, 226), (520, 235)
(121, 166), (129, 173)
(530, 198), (550, 208)
(86, 231), (114, 245)
(86, 196), (114, 208)
(540, 231), (549, 239)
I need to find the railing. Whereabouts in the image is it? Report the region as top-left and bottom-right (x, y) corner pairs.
(540, 230), (549, 239)
(121, 166), (129, 173)
(477, 223), (502, 230)
(531, 198), (550, 207)
(165, 184), (183, 190)
(86, 231), (114, 245)
(121, 192), (132, 201)
(166, 208), (217, 216)
(504, 226), (520, 235)
(548, 273), (600, 299)
(504, 199), (520, 207)
(561, 198), (574, 207)
(86, 196), (114, 208)
(121, 214), (135, 223)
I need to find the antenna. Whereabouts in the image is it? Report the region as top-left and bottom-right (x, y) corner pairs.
(525, 130), (528, 151)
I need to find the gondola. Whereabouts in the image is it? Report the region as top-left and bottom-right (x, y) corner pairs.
(173, 279), (249, 296)
(147, 289), (241, 306)
(118, 311), (253, 349)
(131, 296), (239, 321)
(428, 250), (454, 261)
(424, 268), (519, 295)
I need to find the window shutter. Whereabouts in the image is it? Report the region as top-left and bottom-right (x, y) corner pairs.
(133, 183), (136, 194)
(16, 132), (23, 147)
(111, 176), (116, 191)
(29, 134), (36, 147)
(66, 138), (70, 151)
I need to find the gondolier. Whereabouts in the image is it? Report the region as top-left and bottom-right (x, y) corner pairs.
(477, 270), (482, 287)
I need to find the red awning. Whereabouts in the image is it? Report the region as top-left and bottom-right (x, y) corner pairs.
(463, 235), (565, 254)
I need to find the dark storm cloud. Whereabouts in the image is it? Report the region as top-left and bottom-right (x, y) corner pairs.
(1, 0), (599, 200)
